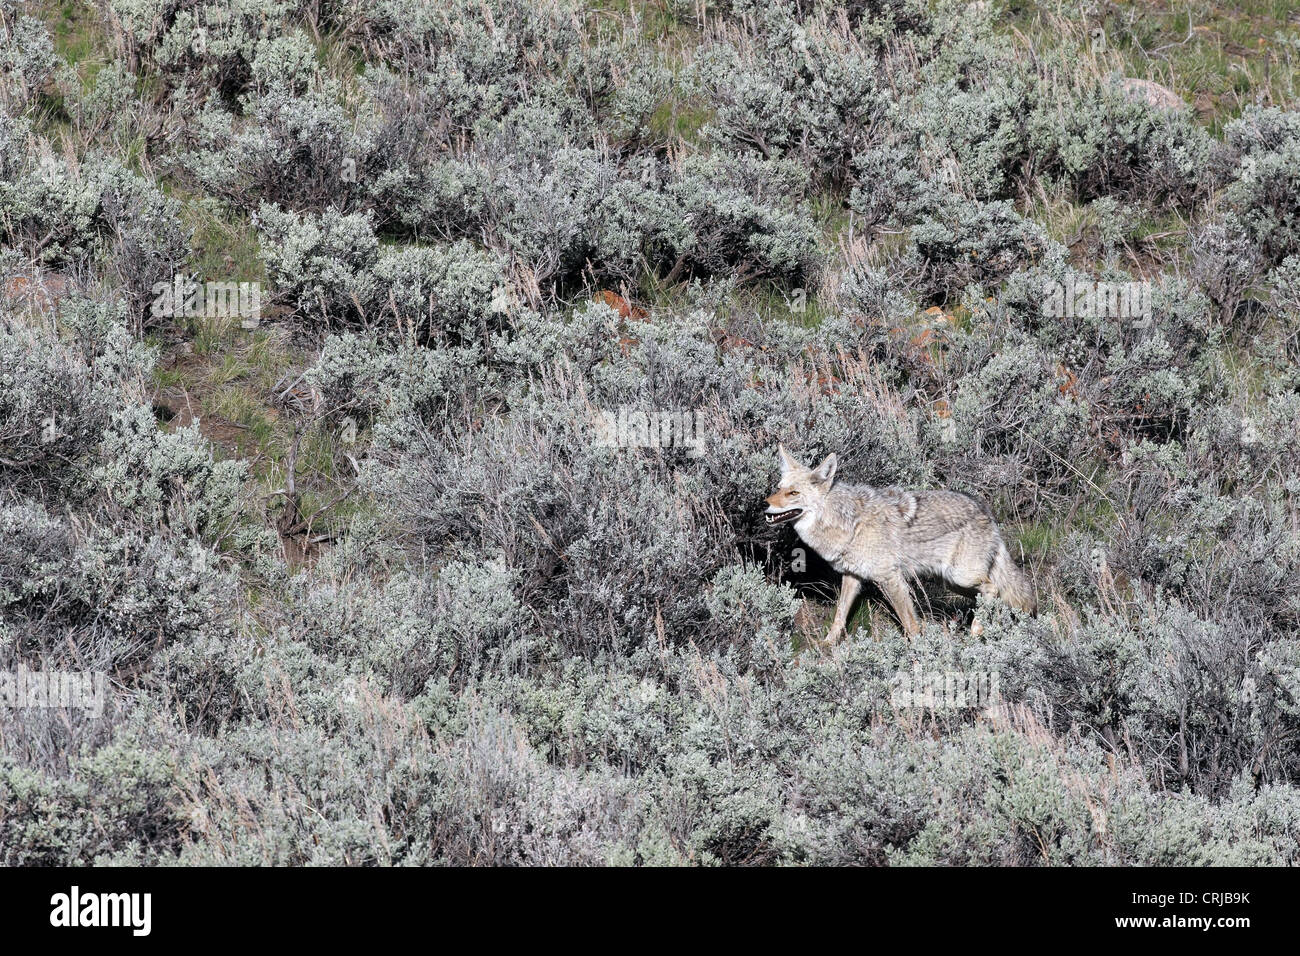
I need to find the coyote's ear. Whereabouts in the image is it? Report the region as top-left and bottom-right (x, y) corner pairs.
(778, 443), (801, 475)
(812, 452), (837, 485)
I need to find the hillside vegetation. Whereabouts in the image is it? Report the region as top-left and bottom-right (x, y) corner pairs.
(2, 0), (1300, 864)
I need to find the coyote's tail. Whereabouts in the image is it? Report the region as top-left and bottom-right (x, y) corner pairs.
(990, 541), (1037, 615)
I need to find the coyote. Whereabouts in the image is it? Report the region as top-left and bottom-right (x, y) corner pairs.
(764, 445), (1036, 640)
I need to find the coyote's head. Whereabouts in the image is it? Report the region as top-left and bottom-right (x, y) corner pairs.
(764, 444), (837, 527)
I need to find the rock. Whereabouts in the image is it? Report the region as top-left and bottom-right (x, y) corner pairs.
(2, 269), (69, 314)
(1119, 78), (1185, 112)
(595, 289), (648, 321)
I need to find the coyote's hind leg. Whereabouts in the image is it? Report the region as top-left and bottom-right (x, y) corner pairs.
(878, 572), (921, 638)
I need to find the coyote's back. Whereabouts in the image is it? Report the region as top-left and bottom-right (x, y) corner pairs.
(887, 486), (1037, 616)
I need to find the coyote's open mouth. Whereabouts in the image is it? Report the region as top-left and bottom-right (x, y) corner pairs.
(765, 508), (803, 526)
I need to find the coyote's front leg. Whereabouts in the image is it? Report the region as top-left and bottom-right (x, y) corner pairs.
(824, 574), (862, 643)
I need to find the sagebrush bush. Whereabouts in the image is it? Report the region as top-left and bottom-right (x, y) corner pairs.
(690, 9), (891, 186)
(255, 203), (507, 340)
(1223, 107), (1300, 265)
(0, 146), (189, 327)
(666, 151), (820, 285)
(182, 80), (371, 212)
(101, 0), (295, 102)
(0, 12), (57, 108)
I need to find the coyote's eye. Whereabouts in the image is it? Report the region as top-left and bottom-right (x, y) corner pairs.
(788, 489), (799, 497)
